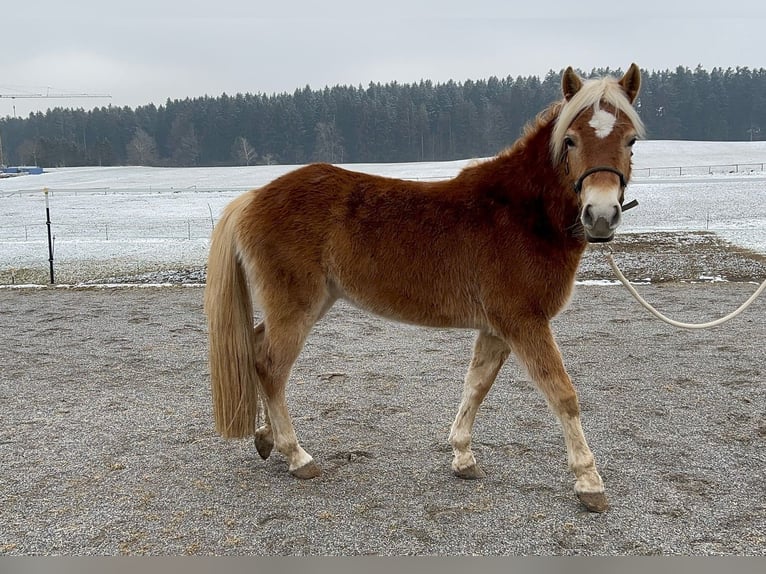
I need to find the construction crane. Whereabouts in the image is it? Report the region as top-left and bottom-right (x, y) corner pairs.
(0, 89), (112, 117)
(0, 90), (112, 164)
(0, 88), (112, 99)
(0, 92), (111, 99)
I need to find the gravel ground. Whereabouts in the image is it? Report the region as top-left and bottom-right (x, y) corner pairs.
(0, 232), (765, 555)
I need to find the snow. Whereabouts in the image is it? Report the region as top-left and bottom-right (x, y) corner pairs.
(1, 140), (765, 285)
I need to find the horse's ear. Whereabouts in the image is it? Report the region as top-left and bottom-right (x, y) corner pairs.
(619, 63), (641, 103)
(562, 67), (583, 101)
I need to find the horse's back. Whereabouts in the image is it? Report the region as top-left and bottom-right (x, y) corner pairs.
(233, 162), (579, 329)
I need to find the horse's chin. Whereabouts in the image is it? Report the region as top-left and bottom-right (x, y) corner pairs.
(585, 233), (614, 243)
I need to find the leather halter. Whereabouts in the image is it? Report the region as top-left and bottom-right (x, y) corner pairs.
(565, 157), (638, 211)
(573, 166), (627, 194)
(573, 166), (638, 211)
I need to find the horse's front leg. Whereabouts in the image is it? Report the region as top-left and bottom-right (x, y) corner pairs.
(449, 331), (510, 479)
(509, 319), (608, 512)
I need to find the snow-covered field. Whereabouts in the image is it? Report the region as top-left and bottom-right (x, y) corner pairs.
(1, 140), (765, 284)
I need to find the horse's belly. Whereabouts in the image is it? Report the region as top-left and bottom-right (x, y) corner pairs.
(335, 284), (483, 331)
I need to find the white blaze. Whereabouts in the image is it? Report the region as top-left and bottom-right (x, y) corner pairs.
(589, 108), (616, 138)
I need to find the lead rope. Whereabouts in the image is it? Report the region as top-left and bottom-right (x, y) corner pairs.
(605, 247), (766, 330)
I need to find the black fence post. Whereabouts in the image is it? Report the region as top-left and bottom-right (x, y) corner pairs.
(44, 187), (55, 284)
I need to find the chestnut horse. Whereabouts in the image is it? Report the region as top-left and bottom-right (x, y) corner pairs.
(205, 65), (644, 512)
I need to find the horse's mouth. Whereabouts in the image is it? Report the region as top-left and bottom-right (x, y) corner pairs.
(586, 233), (614, 243)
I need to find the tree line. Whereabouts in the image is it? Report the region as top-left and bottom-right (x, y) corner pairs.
(1, 65), (765, 168)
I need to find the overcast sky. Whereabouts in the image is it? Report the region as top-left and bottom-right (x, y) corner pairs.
(1, 1), (765, 118)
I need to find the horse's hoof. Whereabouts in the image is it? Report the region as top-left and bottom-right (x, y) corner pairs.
(577, 491), (610, 513)
(453, 464), (486, 480)
(253, 430), (274, 460)
(290, 461), (322, 479)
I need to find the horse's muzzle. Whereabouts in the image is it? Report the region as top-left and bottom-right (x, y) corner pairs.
(582, 204), (621, 242)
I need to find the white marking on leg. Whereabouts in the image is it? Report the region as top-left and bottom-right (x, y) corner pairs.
(450, 386), (483, 472)
(449, 372), (484, 471)
(559, 414), (604, 494)
(449, 334), (509, 473)
(588, 108), (616, 138)
(267, 403), (314, 471)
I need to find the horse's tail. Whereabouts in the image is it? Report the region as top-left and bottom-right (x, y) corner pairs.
(204, 193), (260, 438)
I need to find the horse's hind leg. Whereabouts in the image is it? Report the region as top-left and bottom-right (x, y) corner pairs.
(253, 410), (274, 460)
(508, 319), (608, 512)
(252, 280), (338, 478)
(251, 322), (321, 465)
(252, 313), (321, 478)
(449, 331), (510, 479)
(252, 321), (274, 460)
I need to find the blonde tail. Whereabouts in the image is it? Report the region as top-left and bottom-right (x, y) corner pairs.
(204, 193), (260, 438)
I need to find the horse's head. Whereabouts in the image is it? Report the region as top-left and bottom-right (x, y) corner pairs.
(552, 64), (645, 242)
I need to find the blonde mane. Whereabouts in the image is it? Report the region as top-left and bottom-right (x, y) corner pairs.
(550, 75), (646, 164)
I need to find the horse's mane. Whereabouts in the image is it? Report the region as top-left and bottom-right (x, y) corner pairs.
(500, 102), (564, 159)
(497, 74), (645, 165)
(550, 75), (646, 163)
(461, 73), (645, 185)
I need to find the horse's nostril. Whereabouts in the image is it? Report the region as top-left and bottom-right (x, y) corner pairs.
(611, 205), (622, 228)
(582, 205), (595, 226)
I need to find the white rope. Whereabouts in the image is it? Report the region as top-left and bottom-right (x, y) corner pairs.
(605, 250), (766, 330)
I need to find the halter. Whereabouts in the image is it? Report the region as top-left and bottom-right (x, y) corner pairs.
(564, 153), (637, 211)
(572, 166), (626, 194)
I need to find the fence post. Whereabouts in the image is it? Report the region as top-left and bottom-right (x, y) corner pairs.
(44, 187), (55, 284)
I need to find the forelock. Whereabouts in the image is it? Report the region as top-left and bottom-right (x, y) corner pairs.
(550, 76), (646, 163)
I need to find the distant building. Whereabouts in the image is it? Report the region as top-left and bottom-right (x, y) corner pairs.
(0, 166), (44, 177)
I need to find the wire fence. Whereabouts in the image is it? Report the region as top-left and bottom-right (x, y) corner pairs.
(1, 219), (216, 242)
(1, 187), (228, 244)
(632, 162), (765, 177)
(0, 186), (249, 198)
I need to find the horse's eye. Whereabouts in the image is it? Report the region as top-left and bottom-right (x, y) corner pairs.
(627, 137), (637, 147)
(564, 136), (576, 149)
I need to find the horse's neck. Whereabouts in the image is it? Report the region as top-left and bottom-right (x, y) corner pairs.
(495, 124), (584, 244)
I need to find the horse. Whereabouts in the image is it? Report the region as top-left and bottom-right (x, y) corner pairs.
(204, 64), (645, 513)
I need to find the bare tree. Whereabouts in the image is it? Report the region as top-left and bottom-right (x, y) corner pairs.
(126, 128), (158, 166)
(232, 136), (257, 166)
